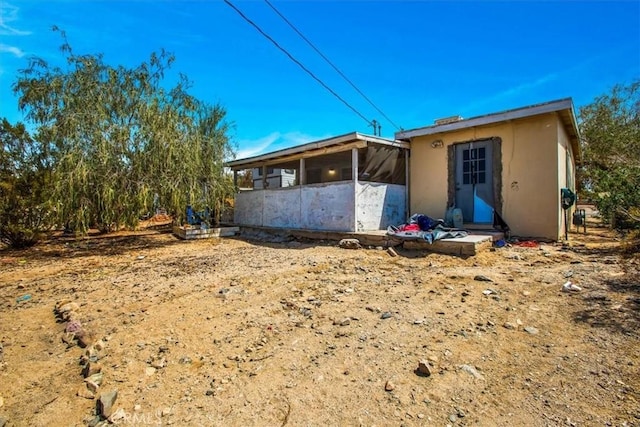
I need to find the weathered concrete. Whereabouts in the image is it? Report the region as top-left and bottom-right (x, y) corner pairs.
(356, 182), (406, 231)
(234, 190), (264, 226)
(173, 226), (240, 240)
(234, 182), (407, 233)
(403, 234), (494, 256)
(264, 187), (301, 228)
(300, 182), (354, 231)
(238, 225), (500, 256)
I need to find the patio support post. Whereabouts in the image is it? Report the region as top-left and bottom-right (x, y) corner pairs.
(352, 147), (359, 231)
(233, 170), (238, 190)
(405, 148), (410, 221)
(352, 148), (358, 183)
(300, 158), (306, 185)
(262, 165), (268, 189)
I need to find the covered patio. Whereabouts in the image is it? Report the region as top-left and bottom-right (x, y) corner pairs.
(227, 132), (410, 232)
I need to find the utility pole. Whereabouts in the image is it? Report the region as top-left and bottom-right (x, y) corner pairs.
(370, 119), (380, 136)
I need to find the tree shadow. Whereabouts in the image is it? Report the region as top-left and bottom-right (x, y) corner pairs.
(0, 226), (187, 261)
(572, 262), (640, 338)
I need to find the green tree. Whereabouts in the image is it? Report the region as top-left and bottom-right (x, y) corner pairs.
(13, 28), (235, 233)
(0, 119), (54, 247)
(578, 80), (640, 228)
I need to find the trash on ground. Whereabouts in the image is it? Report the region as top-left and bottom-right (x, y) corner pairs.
(562, 281), (582, 292)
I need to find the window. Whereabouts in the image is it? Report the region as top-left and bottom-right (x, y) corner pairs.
(462, 147), (486, 185)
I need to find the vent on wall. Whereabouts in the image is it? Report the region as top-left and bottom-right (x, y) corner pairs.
(434, 115), (463, 125)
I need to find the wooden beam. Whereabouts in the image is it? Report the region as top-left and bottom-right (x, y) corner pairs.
(231, 141), (368, 171)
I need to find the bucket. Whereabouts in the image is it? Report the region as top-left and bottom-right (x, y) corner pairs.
(452, 208), (464, 229)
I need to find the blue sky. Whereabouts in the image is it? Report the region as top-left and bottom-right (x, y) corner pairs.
(1, 0), (638, 159)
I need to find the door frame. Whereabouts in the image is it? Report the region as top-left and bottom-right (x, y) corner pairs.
(447, 137), (503, 221)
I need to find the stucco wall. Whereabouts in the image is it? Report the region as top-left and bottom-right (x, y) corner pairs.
(410, 113), (564, 239)
(234, 182), (357, 231)
(356, 182), (406, 231)
(300, 182), (355, 231)
(557, 120), (577, 238)
(234, 190), (264, 226)
(263, 187), (302, 228)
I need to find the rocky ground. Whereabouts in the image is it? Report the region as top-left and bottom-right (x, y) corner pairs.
(0, 222), (638, 427)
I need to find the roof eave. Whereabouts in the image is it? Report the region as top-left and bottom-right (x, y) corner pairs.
(226, 132), (409, 169)
(395, 98), (575, 140)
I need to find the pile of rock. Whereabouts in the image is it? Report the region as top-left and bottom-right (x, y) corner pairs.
(54, 301), (119, 425)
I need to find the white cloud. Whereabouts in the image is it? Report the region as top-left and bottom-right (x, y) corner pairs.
(464, 72), (559, 112)
(235, 131), (331, 160)
(0, 3), (31, 36)
(0, 43), (24, 57)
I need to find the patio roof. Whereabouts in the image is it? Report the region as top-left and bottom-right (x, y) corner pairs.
(226, 132), (409, 170)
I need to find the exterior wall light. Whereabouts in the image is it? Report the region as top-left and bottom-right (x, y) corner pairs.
(431, 139), (444, 148)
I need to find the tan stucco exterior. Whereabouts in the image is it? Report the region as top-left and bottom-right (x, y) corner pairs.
(408, 112), (577, 240)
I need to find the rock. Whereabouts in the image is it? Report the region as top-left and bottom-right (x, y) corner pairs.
(151, 358), (166, 369)
(58, 301), (80, 316)
(87, 415), (102, 427)
(338, 318), (351, 326)
(449, 414), (458, 422)
(85, 380), (100, 394)
(338, 239), (362, 250)
(416, 360), (432, 377)
(384, 380), (395, 391)
(77, 384), (96, 399)
(459, 364), (485, 380)
(97, 390), (118, 418)
(85, 372), (104, 388)
(83, 362), (103, 378)
(0, 416), (6, 427)
(503, 322), (517, 330)
(145, 367), (157, 376)
(524, 326), (539, 335)
(109, 408), (126, 423)
(387, 247), (398, 257)
(380, 312), (393, 320)
(482, 289), (497, 296)
(474, 275), (493, 282)
(76, 330), (97, 349)
(65, 320), (83, 334)
(0, 395), (3, 407)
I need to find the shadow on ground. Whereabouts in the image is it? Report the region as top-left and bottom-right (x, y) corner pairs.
(0, 226), (186, 261)
(573, 255), (640, 338)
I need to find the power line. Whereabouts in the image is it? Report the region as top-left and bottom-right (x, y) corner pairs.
(223, 0), (373, 128)
(264, 0), (401, 131)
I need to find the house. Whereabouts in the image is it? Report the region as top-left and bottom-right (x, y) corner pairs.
(395, 98), (580, 240)
(228, 98), (580, 240)
(252, 167), (297, 189)
(227, 132), (409, 232)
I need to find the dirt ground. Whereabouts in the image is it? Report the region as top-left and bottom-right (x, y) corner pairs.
(0, 221), (638, 427)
